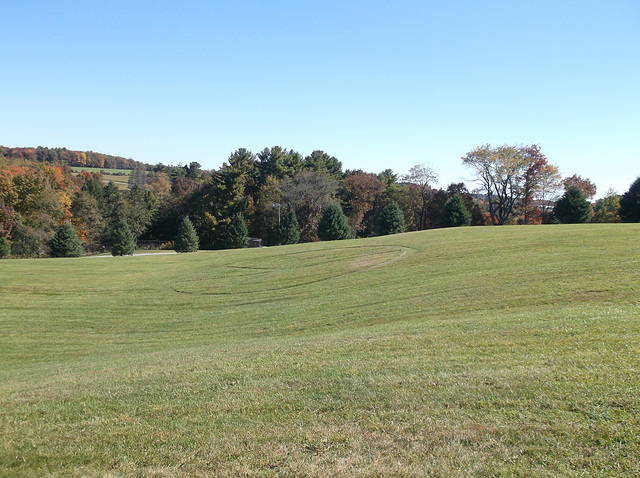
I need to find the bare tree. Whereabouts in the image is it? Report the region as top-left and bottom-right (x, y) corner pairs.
(282, 171), (338, 242)
(401, 164), (438, 230)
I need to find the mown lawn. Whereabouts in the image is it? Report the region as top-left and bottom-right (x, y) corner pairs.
(1, 224), (638, 476)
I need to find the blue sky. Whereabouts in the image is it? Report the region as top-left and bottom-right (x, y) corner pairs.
(2, 0), (638, 198)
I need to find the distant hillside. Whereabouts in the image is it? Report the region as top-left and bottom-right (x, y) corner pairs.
(0, 145), (149, 171)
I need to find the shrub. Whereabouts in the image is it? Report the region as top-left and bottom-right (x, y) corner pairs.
(318, 203), (350, 241)
(49, 222), (84, 257)
(10, 224), (48, 257)
(619, 177), (640, 222)
(378, 201), (405, 235)
(174, 216), (199, 252)
(280, 209), (300, 245)
(224, 213), (248, 249)
(0, 237), (10, 259)
(440, 194), (472, 227)
(553, 186), (592, 223)
(111, 221), (136, 256)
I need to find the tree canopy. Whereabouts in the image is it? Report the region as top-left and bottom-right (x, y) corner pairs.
(619, 177), (640, 222)
(3, 142), (631, 258)
(224, 213), (248, 249)
(553, 186), (593, 224)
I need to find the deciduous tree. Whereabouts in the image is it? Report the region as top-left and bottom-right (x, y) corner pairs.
(537, 164), (563, 223)
(282, 170), (338, 242)
(342, 171), (386, 238)
(462, 144), (531, 225)
(402, 164), (438, 230)
(70, 190), (105, 245)
(562, 174), (597, 200)
(592, 189), (621, 223)
(520, 145), (549, 224)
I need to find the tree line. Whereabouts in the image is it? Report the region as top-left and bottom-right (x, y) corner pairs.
(1, 144), (638, 258)
(0, 145), (145, 171)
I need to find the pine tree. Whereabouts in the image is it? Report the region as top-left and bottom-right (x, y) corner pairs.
(378, 201), (405, 235)
(111, 220), (136, 256)
(318, 203), (350, 241)
(49, 222), (84, 257)
(224, 213), (248, 249)
(619, 177), (640, 222)
(174, 216), (199, 252)
(440, 194), (472, 227)
(553, 186), (592, 223)
(280, 209), (300, 245)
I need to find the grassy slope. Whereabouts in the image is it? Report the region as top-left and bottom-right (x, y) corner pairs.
(1, 225), (638, 477)
(71, 167), (131, 190)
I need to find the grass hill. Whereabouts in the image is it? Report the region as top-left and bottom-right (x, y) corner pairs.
(71, 166), (132, 190)
(1, 224), (638, 476)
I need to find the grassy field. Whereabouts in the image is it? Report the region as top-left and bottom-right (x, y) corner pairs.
(71, 167), (132, 190)
(1, 224), (639, 476)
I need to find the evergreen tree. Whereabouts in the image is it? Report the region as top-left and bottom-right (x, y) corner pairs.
(224, 213), (248, 249)
(378, 201), (405, 235)
(48, 222), (84, 257)
(174, 216), (199, 252)
(0, 237), (11, 259)
(619, 177), (640, 222)
(111, 220), (136, 256)
(553, 186), (592, 223)
(440, 194), (472, 227)
(318, 203), (350, 241)
(280, 209), (300, 245)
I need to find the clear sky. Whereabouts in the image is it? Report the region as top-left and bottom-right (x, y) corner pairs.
(2, 0), (638, 198)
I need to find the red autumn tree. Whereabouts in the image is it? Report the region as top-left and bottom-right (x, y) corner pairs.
(562, 174), (597, 200)
(342, 171), (386, 238)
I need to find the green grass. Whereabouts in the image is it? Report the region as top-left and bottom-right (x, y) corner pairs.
(1, 224), (639, 476)
(71, 167), (132, 175)
(71, 167), (132, 190)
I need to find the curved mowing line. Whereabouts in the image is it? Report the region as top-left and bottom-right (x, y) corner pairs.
(170, 245), (416, 296)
